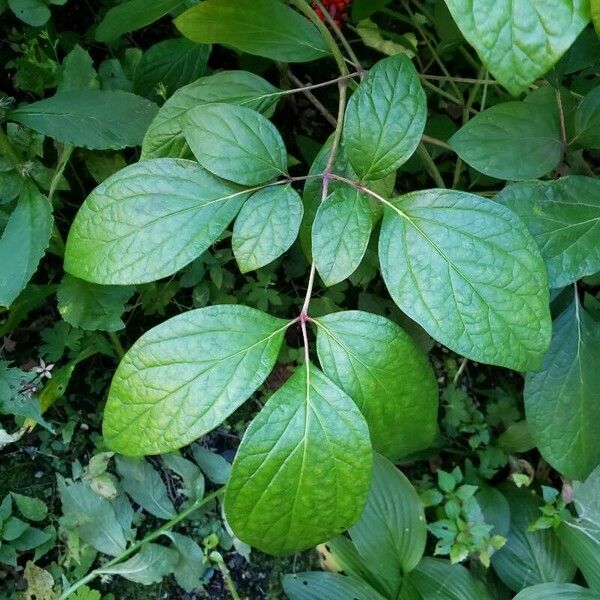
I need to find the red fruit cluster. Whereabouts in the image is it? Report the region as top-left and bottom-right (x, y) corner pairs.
(312, 0), (351, 26)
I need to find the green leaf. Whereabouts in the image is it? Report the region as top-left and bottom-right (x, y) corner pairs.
(8, 0), (49, 26)
(224, 364), (372, 555)
(513, 583), (598, 600)
(96, 0), (183, 42)
(182, 103), (287, 185)
(593, 0), (600, 33)
(141, 70), (280, 159)
(96, 543), (178, 584)
(58, 45), (99, 93)
(283, 572), (385, 600)
(11, 525), (51, 551)
(349, 455), (427, 596)
(312, 187), (373, 286)
(496, 177), (600, 287)
(444, 0), (590, 96)
(315, 310), (438, 460)
(191, 446), (231, 485)
(492, 486), (576, 591)
(343, 54), (426, 180)
(573, 87), (600, 149)
(133, 39), (211, 99)
(57, 275), (134, 332)
(525, 298), (600, 481)
(103, 305), (288, 455)
(174, 0), (330, 63)
(0, 183), (53, 309)
(232, 184), (303, 273)
(10, 493), (47, 522)
(162, 454), (205, 503)
(64, 158), (249, 285)
(378, 189), (551, 371)
(2, 516), (28, 541)
(8, 91), (158, 150)
(449, 100), (561, 180)
(163, 531), (208, 592)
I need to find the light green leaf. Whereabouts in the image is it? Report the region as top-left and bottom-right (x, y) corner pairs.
(496, 177), (600, 287)
(57, 275), (134, 332)
(64, 158), (249, 285)
(343, 54), (426, 180)
(96, 0), (183, 42)
(449, 100), (561, 180)
(97, 543), (178, 584)
(378, 189), (551, 371)
(315, 310), (438, 460)
(349, 455), (427, 596)
(0, 183), (53, 309)
(141, 70), (280, 159)
(444, 0), (590, 95)
(593, 0), (600, 33)
(191, 445), (231, 485)
(232, 184), (303, 273)
(225, 364), (372, 555)
(513, 583), (598, 600)
(356, 18), (416, 57)
(103, 305), (288, 455)
(283, 572), (385, 600)
(162, 454), (205, 503)
(492, 486), (576, 591)
(525, 297), (600, 481)
(8, 0), (49, 26)
(312, 187), (373, 286)
(8, 90), (158, 150)
(133, 38), (211, 99)
(573, 87), (600, 148)
(182, 103), (287, 185)
(58, 45), (99, 93)
(175, 0), (330, 63)
(163, 531), (209, 592)
(10, 493), (47, 522)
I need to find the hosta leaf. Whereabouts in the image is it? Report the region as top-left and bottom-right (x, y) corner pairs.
(312, 187), (373, 286)
(343, 54), (426, 180)
(378, 189), (551, 371)
(232, 184), (303, 273)
(0, 184), (53, 309)
(8, 91), (158, 150)
(224, 364), (372, 555)
(444, 0), (590, 96)
(283, 572), (385, 600)
(449, 100), (561, 180)
(315, 310), (438, 460)
(513, 584), (598, 600)
(496, 177), (600, 287)
(492, 486), (576, 591)
(141, 70), (280, 159)
(525, 297), (600, 481)
(103, 305), (288, 455)
(175, 0), (330, 63)
(64, 158), (249, 285)
(182, 103), (287, 185)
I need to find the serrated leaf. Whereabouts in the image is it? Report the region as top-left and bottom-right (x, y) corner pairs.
(103, 305), (288, 455)
(225, 364), (372, 555)
(496, 177), (600, 287)
(449, 100), (561, 180)
(175, 0), (330, 63)
(232, 184), (303, 273)
(58, 45), (99, 93)
(182, 103), (287, 185)
(513, 583), (597, 600)
(525, 298), (600, 481)
(315, 310), (438, 460)
(444, 0), (590, 96)
(283, 572), (385, 600)
(64, 158), (249, 285)
(312, 187), (373, 286)
(142, 70), (280, 159)
(378, 189), (551, 371)
(343, 54), (426, 180)
(0, 183), (53, 309)
(8, 90), (158, 150)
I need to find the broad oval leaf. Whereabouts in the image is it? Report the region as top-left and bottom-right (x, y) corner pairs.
(142, 71), (279, 159)
(182, 103), (287, 185)
(103, 305), (289, 455)
(224, 363), (372, 555)
(444, 0), (590, 96)
(378, 189), (551, 371)
(449, 100), (562, 180)
(496, 177), (600, 288)
(174, 0), (330, 63)
(315, 310), (438, 460)
(525, 297), (600, 481)
(64, 158), (249, 285)
(513, 583), (598, 600)
(282, 572), (385, 600)
(8, 90), (158, 150)
(232, 184), (303, 273)
(343, 54), (426, 180)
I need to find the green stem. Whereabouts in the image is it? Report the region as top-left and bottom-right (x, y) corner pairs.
(57, 488), (225, 600)
(416, 143), (445, 188)
(107, 331), (125, 359)
(0, 125), (21, 168)
(211, 551), (242, 600)
(49, 143), (73, 204)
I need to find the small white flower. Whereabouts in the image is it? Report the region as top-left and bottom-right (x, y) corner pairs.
(33, 358), (55, 380)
